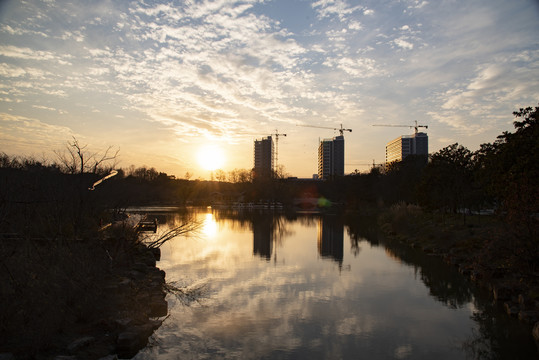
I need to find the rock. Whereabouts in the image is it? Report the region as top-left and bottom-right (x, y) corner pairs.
(116, 324), (155, 359)
(116, 331), (141, 359)
(493, 286), (513, 301)
(533, 322), (539, 349)
(458, 266), (472, 277)
(141, 252), (156, 267)
(151, 268), (166, 279)
(148, 319), (162, 330)
(135, 323), (155, 339)
(504, 302), (519, 317)
(119, 277), (133, 287)
(98, 355), (118, 360)
(150, 247), (161, 261)
(48, 245), (167, 359)
(0, 354), (16, 360)
(67, 336), (95, 354)
(149, 269), (166, 282)
(115, 317), (134, 329)
(149, 297), (168, 317)
(518, 294), (536, 310)
(518, 311), (539, 324)
(136, 292), (150, 304)
(470, 271), (482, 282)
(133, 262), (151, 273)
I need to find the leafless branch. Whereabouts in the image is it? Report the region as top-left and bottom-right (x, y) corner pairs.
(142, 220), (203, 249)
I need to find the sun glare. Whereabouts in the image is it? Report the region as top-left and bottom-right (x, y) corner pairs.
(197, 145), (225, 171)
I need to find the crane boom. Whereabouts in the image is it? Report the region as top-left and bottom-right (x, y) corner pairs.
(372, 120), (428, 134)
(296, 123), (352, 136)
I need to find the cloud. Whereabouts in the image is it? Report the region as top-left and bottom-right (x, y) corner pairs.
(393, 37), (413, 50)
(408, 1), (429, 10)
(0, 112), (74, 152)
(312, 0), (363, 20)
(32, 105), (57, 111)
(0, 45), (58, 61)
(0, 24), (49, 38)
(441, 52), (539, 112)
(323, 56), (385, 78)
(427, 110), (483, 135)
(0, 63), (27, 77)
(348, 20), (362, 31)
(88, 0), (329, 138)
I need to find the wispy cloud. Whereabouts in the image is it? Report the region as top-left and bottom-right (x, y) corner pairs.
(0, 45), (60, 61)
(312, 0), (363, 20)
(0, 112), (74, 151)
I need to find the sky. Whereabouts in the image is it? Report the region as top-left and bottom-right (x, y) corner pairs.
(1, 0), (538, 179)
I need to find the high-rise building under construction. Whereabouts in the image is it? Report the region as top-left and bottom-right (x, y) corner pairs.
(318, 135), (344, 180)
(385, 132), (428, 164)
(254, 136), (273, 178)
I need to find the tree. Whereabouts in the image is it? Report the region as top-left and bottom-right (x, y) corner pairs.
(215, 169), (227, 182)
(381, 155), (428, 205)
(419, 143), (475, 214)
(476, 105), (538, 240)
(273, 165), (290, 180)
(228, 168), (252, 183)
(54, 137), (119, 174)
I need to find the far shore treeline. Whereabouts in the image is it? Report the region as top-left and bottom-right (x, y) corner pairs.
(0, 105), (537, 239)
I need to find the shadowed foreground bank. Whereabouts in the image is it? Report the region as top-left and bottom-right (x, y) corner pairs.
(0, 163), (172, 359)
(0, 225), (168, 359)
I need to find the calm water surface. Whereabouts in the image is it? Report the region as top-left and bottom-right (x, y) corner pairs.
(134, 208), (536, 360)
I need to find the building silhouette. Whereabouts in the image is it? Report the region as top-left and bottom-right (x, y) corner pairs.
(318, 135), (344, 180)
(385, 132), (428, 164)
(254, 136), (273, 178)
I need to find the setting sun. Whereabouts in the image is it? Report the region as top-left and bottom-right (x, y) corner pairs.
(197, 145), (225, 171)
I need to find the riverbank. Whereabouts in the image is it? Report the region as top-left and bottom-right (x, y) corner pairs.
(377, 203), (539, 350)
(0, 228), (167, 359)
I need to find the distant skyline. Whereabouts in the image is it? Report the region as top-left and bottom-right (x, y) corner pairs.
(1, 0), (538, 179)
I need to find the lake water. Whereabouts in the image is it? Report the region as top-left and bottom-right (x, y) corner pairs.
(134, 208), (536, 360)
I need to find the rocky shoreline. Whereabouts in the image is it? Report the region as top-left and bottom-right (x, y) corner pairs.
(61, 244), (168, 360)
(1, 242), (168, 360)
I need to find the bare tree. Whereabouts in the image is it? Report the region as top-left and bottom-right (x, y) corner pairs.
(90, 145), (120, 174)
(215, 169), (227, 182)
(54, 137), (119, 174)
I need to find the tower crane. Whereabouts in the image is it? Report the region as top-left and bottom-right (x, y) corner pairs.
(271, 129), (286, 170)
(296, 123), (352, 136)
(244, 130), (287, 170)
(372, 120), (428, 134)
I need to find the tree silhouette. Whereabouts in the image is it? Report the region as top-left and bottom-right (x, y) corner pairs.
(476, 105), (538, 245)
(419, 143), (474, 214)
